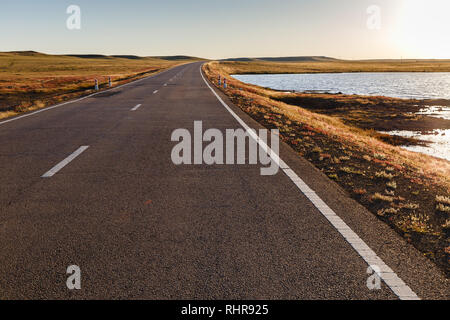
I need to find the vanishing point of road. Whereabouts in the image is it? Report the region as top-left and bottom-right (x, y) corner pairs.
(0, 62), (448, 299)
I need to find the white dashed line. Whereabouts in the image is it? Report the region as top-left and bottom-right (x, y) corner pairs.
(153, 90), (159, 94)
(131, 104), (142, 111)
(42, 146), (89, 178)
(199, 65), (420, 301)
(0, 67), (178, 127)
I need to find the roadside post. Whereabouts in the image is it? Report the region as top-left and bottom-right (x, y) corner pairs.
(224, 78), (227, 89)
(218, 75), (221, 86)
(95, 79), (99, 91)
(108, 77), (112, 87)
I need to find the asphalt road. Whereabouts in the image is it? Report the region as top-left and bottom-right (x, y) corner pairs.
(0, 62), (448, 300)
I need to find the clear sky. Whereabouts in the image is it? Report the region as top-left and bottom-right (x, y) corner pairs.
(1, 0), (449, 59)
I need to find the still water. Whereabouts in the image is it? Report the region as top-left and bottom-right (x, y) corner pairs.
(233, 72), (450, 100)
(233, 73), (450, 161)
(380, 128), (450, 161)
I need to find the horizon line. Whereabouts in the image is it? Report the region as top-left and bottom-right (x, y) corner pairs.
(2, 50), (450, 61)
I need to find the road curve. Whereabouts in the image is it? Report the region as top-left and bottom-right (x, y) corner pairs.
(0, 62), (448, 299)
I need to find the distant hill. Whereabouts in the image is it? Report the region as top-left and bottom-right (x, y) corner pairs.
(67, 54), (112, 59)
(221, 56), (338, 62)
(156, 55), (203, 61)
(111, 55), (143, 60)
(258, 56), (337, 62)
(3, 51), (48, 57)
(0, 51), (204, 61)
(66, 54), (203, 61)
(221, 58), (255, 62)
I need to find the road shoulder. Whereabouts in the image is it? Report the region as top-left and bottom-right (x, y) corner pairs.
(201, 64), (449, 300)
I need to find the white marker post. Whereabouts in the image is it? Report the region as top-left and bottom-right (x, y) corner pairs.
(108, 77), (112, 87)
(94, 79), (99, 91)
(223, 78), (227, 89)
(218, 75), (221, 86)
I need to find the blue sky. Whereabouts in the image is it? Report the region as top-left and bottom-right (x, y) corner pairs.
(1, 0), (449, 59)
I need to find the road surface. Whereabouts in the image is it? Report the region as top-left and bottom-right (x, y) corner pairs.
(0, 62), (448, 299)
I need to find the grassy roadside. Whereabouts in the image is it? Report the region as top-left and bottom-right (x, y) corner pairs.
(0, 51), (202, 119)
(219, 59), (450, 74)
(271, 93), (450, 148)
(203, 61), (450, 277)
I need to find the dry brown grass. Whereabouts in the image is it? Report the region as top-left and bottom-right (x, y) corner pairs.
(371, 193), (395, 203)
(204, 61), (450, 275)
(436, 204), (450, 214)
(436, 195), (450, 206)
(377, 207), (400, 217)
(0, 51), (202, 118)
(375, 171), (395, 180)
(204, 61), (450, 192)
(220, 59), (450, 74)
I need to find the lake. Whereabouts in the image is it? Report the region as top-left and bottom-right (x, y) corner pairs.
(380, 128), (450, 161)
(233, 72), (450, 161)
(232, 72), (450, 100)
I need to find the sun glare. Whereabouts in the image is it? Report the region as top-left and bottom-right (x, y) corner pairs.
(396, 0), (450, 58)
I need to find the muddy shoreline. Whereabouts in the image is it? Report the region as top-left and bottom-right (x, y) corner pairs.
(204, 62), (450, 276)
(272, 92), (450, 147)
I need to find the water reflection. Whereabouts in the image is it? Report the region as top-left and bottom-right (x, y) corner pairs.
(415, 105), (450, 120)
(233, 74), (450, 161)
(380, 129), (450, 161)
(233, 72), (450, 100)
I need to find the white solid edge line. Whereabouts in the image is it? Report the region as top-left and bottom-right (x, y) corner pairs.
(41, 146), (89, 178)
(199, 65), (420, 301)
(131, 104), (142, 111)
(0, 64), (185, 127)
